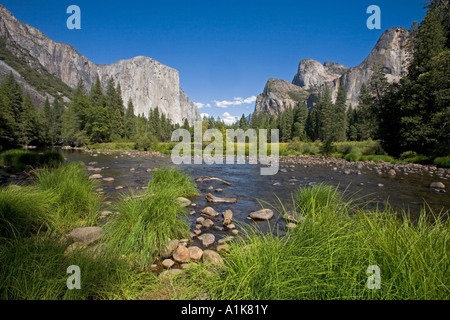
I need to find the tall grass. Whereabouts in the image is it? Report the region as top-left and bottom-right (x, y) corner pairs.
(0, 233), (156, 300)
(148, 167), (198, 198)
(33, 162), (101, 232)
(0, 186), (55, 239)
(105, 167), (197, 266)
(203, 185), (449, 300)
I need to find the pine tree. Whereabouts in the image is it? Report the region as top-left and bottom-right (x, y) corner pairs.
(124, 98), (137, 139)
(355, 84), (377, 141)
(19, 95), (38, 147)
(333, 86), (347, 142)
(293, 103), (308, 140)
(0, 91), (17, 147)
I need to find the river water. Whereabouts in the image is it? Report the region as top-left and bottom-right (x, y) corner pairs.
(51, 149), (449, 247)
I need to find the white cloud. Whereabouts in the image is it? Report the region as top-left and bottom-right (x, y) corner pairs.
(194, 102), (212, 110)
(222, 112), (239, 125)
(200, 113), (210, 119)
(213, 96), (257, 108)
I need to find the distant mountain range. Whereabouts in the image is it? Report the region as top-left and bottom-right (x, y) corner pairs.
(254, 27), (411, 115)
(0, 4), (200, 125)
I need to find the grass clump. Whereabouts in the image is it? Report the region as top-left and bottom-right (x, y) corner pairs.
(204, 185), (450, 300)
(34, 162), (101, 232)
(0, 186), (55, 239)
(105, 167), (197, 266)
(148, 167), (198, 198)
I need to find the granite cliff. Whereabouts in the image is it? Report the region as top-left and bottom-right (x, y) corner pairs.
(0, 4), (200, 124)
(255, 28), (410, 114)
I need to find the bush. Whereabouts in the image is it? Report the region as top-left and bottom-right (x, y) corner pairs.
(342, 145), (362, 156)
(359, 155), (396, 163)
(134, 133), (158, 151)
(286, 137), (303, 153)
(434, 156), (450, 168)
(345, 153), (360, 162)
(320, 140), (336, 156)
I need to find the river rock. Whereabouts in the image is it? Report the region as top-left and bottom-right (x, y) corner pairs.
(188, 246), (204, 261)
(286, 223), (298, 230)
(162, 259), (175, 269)
(388, 169), (397, 176)
(249, 209), (274, 221)
(64, 242), (87, 256)
(282, 211), (304, 224)
(217, 244), (231, 252)
(68, 227), (102, 245)
(173, 246), (190, 263)
(89, 174), (102, 180)
(161, 239), (180, 258)
(430, 182), (445, 189)
(159, 269), (183, 278)
(226, 224), (236, 230)
(103, 177), (115, 182)
(201, 207), (220, 218)
(202, 250), (224, 265)
(218, 236), (235, 245)
(198, 233), (215, 248)
(196, 217), (205, 224)
(201, 219), (214, 228)
(223, 210), (233, 226)
(205, 193), (237, 203)
(176, 197), (191, 207)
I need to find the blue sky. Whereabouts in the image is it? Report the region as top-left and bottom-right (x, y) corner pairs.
(2, 0), (427, 123)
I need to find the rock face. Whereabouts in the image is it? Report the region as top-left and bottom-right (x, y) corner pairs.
(292, 59), (348, 89)
(0, 4), (200, 124)
(255, 28), (410, 114)
(254, 79), (310, 115)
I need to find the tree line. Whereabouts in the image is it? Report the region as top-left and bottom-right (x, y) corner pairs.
(0, 74), (178, 150)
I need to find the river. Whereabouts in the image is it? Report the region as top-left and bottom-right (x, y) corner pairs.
(50, 149), (449, 245)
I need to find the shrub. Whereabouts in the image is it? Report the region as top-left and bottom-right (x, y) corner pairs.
(342, 145), (362, 156)
(134, 133), (158, 151)
(434, 156), (450, 168)
(359, 155), (396, 163)
(320, 140), (336, 156)
(345, 153), (360, 162)
(286, 137), (303, 153)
